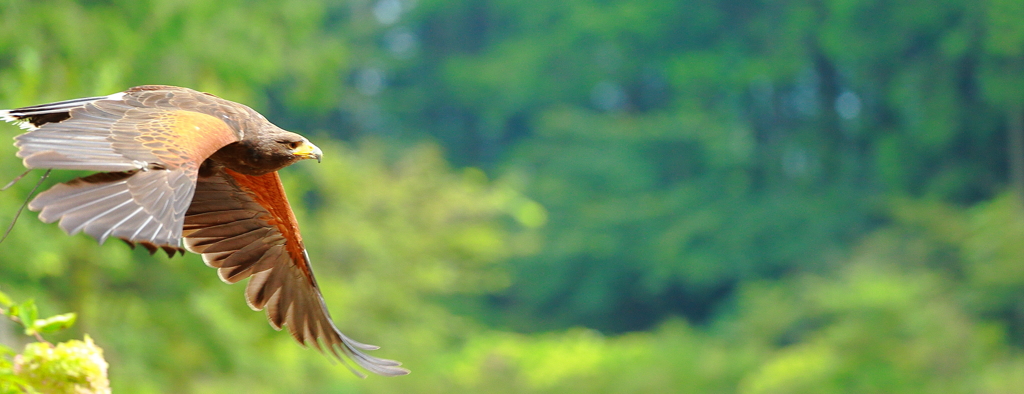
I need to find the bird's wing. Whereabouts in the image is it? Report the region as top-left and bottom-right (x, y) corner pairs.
(29, 169), (196, 255)
(9, 87), (239, 172)
(183, 166), (409, 377)
(4, 87), (240, 250)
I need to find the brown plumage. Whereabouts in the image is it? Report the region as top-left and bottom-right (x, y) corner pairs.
(1, 85), (408, 377)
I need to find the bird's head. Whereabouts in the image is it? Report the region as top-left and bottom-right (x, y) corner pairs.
(256, 131), (322, 171)
(274, 133), (323, 163)
(210, 129), (323, 176)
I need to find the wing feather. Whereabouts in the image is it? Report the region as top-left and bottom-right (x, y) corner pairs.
(4, 87), (244, 248)
(183, 165), (408, 377)
(29, 170), (196, 247)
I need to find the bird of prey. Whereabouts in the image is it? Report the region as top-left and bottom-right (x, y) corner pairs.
(0, 85), (408, 377)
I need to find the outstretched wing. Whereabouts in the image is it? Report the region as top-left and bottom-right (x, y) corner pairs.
(182, 165), (408, 377)
(28, 169), (195, 254)
(2, 87), (241, 249)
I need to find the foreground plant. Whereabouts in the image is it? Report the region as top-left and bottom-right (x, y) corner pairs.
(0, 288), (109, 394)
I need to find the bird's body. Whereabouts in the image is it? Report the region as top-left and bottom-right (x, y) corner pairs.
(1, 85), (408, 377)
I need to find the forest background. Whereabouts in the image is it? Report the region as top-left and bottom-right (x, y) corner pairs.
(2, 0), (1024, 392)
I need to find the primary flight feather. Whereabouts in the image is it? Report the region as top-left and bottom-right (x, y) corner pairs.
(1, 85), (409, 377)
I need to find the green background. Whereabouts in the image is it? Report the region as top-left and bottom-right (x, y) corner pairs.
(2, 0), (1024, 392)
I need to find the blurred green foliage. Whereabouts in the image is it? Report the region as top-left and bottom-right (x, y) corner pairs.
(14, 337), (109, 394)
(1, 0), (1024, 392)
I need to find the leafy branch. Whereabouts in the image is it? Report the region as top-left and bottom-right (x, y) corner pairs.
(0, 287), (107, 394)
(0, 291), (76, 346)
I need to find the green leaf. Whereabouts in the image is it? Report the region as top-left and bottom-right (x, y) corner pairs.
(14, 300), (38, 334)
(20, 301), (37, 324)
(33, 313), (76, 334)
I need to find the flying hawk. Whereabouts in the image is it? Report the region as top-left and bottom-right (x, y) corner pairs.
(1, 85), (408, 377)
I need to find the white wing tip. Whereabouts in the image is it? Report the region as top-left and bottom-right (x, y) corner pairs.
(16, 122), (37, 130)
(0, 111), (37, 130)
(104, 92), (126, 101)
(1, 91), (123, 131)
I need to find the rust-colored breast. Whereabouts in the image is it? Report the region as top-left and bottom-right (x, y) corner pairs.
(223, 169), (313, 283)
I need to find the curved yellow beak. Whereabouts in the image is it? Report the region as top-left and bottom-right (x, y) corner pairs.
(292, 140), (323, 163)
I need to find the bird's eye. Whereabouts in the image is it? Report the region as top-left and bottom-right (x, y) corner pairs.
(279, 140), (302, 150)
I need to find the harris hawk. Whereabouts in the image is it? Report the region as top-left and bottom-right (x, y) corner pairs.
(0, 85), (408, 377)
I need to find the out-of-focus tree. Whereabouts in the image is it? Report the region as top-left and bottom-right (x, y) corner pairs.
(347, 0), (1024, 333)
